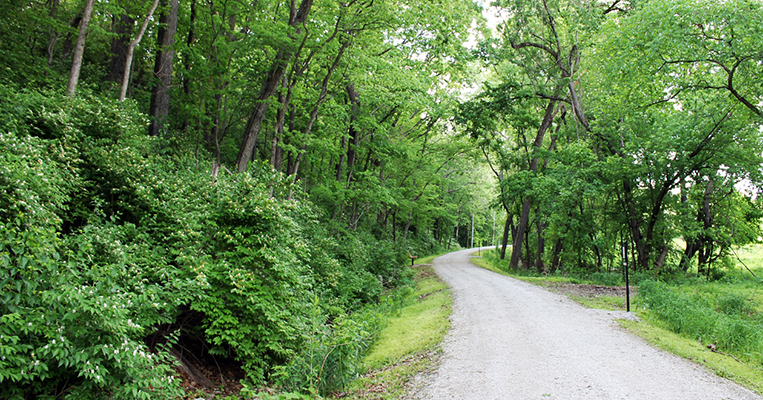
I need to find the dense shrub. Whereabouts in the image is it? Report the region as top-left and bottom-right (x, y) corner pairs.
(0, 95), (188, 398)
(1, 86), (415, 397)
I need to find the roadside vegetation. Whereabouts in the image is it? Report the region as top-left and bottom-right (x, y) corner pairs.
(334, 259), (451, 400)
(0, 89), (466, 399)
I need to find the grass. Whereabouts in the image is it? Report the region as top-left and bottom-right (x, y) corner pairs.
(334, 259), (452, 400)
(569, 294), (627, 311)
(362, 270), (449, 369)
(620, 316), (763, 395)
(414, 250), (451, 265)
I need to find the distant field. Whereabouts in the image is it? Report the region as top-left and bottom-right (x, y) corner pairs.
(733, 243), (763, 277)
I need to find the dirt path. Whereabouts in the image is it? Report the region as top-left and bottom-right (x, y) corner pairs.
(416, 248), (762, 400)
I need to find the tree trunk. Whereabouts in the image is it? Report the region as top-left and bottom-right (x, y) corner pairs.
(119, 0), (161, 101)
(655, 243), (669, 271)
(684, 180), (714, 274)
(148, 0), (179, 136)
(500, 214), (512, 260)
(623, 179), (648, 270)
(509, 98), (558, 269)
(108, 13), (134, 83)
(268, 75), (288, 171)
(523, 219), (532, 270)
(345, 83), (360, 184)
(536, 213), (546, 272)
(336, 134), (347, 182)
(551, 239), (563, 273)
(46, 0), (60, 69)
(403, 214), (413, 241)
(66, 0), (95, 97)
(235, 0), (314, 173)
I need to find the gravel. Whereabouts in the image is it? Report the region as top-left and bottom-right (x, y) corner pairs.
(415, 248), (762, 400)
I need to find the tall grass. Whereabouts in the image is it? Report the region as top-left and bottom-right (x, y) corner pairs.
(639, 280), (763, 364)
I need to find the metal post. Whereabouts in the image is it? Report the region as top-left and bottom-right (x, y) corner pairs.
(622, 242), (630, 312)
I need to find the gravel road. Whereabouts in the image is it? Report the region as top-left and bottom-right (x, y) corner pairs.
(417, 248), (762, 400)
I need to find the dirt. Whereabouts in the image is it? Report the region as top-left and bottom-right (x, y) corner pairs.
(406, 248), (763, 400)
(537, 281), (636, 299)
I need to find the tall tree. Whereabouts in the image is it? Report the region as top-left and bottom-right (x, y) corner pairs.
(234, 0), (314, 173)
(148, 0), (179, 136)
(119, 0), (160, 101)
(475, 0), (599, 269)
(66, 0), (95, 96)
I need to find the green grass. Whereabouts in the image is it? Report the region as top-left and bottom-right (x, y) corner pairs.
(334, 261), (451, 399)
(620, 316), (763, 395)
(414, 250), (451, 265)
(734, 244), (763, 276)
(362, 275), (449, 369)
(570, 294), (627, 311)
(471, 251), (596, 284)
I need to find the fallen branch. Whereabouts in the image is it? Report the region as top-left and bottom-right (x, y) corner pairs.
(705, 341), (746, 365)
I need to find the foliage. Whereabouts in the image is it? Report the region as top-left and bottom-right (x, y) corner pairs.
(0, 84), (458, 397)
(639, 280), (763, 363)
(0, 89), (187, 399)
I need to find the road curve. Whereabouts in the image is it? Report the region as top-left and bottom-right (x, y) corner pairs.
(418, 248), (762, 400)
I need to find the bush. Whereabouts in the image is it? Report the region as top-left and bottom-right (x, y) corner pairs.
(0, 86), (421, 397)
(0, 92), (187, 398)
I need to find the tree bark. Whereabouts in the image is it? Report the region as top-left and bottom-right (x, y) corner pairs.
(108, 13), (135, 82)
(500, 214), (512, 260)
(148, 0), (179, 136)
(66, 0), (95, 97)
(119, 0), (161, 101)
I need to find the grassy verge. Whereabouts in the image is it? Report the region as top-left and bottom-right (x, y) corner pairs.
(620, 316), (763, 394)
(333, 260), (451, 400)
(569, 294), (626, 311)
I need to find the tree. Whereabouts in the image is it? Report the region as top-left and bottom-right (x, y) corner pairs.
(148, 0), (179, 136)
(66, 0), (95, 96)
(463, 0), (600, 269)
(234, 0), (314, 173)
(118, 0), (160, 101)
(591, 0), (763, 271)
